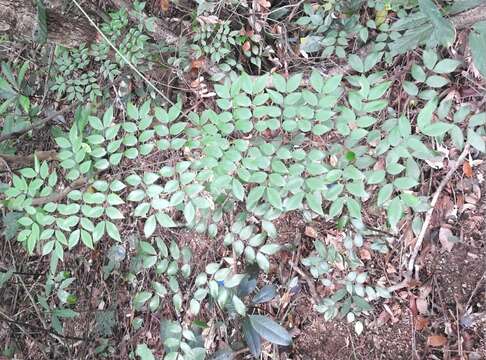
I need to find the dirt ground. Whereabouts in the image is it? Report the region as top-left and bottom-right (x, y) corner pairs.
(290, 162), (486, 360)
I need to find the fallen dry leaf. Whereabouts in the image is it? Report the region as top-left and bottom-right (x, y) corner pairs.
(463, 160), (473, 177)
(439, 227), (455, 252)
(358, 248), (371, 260)
(427, 334), (447, 347)
(191, 58), (206, 69)
(159, 0), (170, 12)
(416, 297), (429, 315)
(304, 226), (317, 238)
(415, 316), (429, 331)
(242, 41), (251, 52)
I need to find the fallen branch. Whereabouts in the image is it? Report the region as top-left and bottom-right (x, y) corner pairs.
(406, 144), (471, 276)
(0, 150), (58, 171)
(0, 104), (77, 143)
(289, 261), (321, 305)
(31, 177), (87, 206)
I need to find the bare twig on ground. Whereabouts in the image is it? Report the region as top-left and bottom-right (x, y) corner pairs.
(465, 270), (486, 310)
(406, 144), (471, 276)
(31, 177), (87, 206)
(0, 150), (58, 171)
(289, 261), (321, 304)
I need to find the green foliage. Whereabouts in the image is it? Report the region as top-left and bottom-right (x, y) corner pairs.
(2, 1), (486, 357)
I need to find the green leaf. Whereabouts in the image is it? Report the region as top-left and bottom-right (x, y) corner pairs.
(469, 21), (486, 78)
(417, 98), (438, 131)
(272, 73), (286, 93)
(243, 317), (262, 358)
(184, 202), (196, 224)
(425, 75), (449, 88)
(232, 295), (246, 316)
(232, 179), (245, 201)
(422, 50), (438, 71)
(135, 344), (155, 360)
(421, 122), (451, 136)
(248, 315), (292, 346)
(403, 81), (418, 96)
(305, 191), (323, 216)
(156, 213), (176, 228)
(348, 54), (364, 73)
(256, 252), (270, 273)
(377, 183), (393, 206)
(433, 59), (461, 74)
(106, 221), (121, 241)
(247, 186), (265, 209)
(467, 129), (486, 152)
(35, 0), (48, 44)
(286, 73), (303, 93)
(133, 291), (152, 310)
(419, 0), (455, 47)
(266, 187), (282, 210)
(393, 177), (418, 190)
(309, 70), (323, 92)
(144, 215), (157, 238)
(80, 229), (93, 249)
(322, 74), (342, 93)
(387, 196), (403, 229)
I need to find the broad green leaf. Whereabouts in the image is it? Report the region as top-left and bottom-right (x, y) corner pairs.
(144, 215), (157, 238)
(243, 317), (262, 358)
(416, 98), (438, 131)
(433, 59), (461, 74)
(305, 191), (323, 216)
(377, 183), (393, 206)
(387, 196), (403, 229)
(469, 21), (486, 78)
(467, 129), (486, 152)
(248, 315), (292, 346)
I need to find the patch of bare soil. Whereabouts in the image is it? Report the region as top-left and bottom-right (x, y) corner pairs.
(291, 161), (486, 359)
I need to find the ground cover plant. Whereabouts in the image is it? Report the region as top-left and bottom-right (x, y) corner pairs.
(1, 0), (486, 359)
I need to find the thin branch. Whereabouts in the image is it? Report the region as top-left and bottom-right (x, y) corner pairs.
(0, 104), (76, 143)
(406, 144), (471, 276)
(31, 177), (87, 206)
(71, 0), (174, 105)
(289, 261), (321, 305)
(0, 150), (58, 171)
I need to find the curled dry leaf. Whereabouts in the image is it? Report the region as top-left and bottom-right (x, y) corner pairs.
(242, 41), (251, 52)
(427, 334), (447, 347)
(159, 0), (170, 13)
(304, 226), (317, 238)
(463, 160), (473, 177)
(439, 227), (456, 252)
(414, 316), (429, 331)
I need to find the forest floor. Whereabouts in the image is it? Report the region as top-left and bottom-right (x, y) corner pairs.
(1, 1), (486, 359)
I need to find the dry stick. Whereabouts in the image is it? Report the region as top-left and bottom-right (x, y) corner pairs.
(0, 150), (58, 171)
(31, 177), (87, 206)
(0, 103), (76, 143)
(289, 261), (321, 304)
(406, 144), (471, 276)
(71, 0), (174, 105)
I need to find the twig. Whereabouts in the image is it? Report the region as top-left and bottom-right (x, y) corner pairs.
(31, 177), (87, 206)
(0, 310), (88, 342)
(406, 144), (470, 276)
(71, 0), (174, 105)
(289, 261), (321, 304)
(0, 150), (58, 171)
(0, 104), (76, 143)
(465, 270), (486, 310)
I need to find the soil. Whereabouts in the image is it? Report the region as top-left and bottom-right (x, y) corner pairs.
(290, 162), (486, 360)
